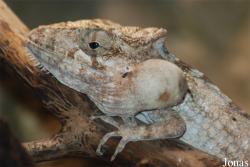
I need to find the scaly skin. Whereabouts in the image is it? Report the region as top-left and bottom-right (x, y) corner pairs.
(26, 19), (250, 161)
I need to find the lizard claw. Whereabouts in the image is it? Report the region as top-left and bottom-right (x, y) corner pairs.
(96, 130), (129, 161)
(96, 131), (119, 156)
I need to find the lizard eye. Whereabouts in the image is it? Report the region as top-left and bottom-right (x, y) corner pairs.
(89, 42), (100, 49)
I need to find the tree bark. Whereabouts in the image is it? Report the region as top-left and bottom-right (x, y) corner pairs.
(0, 0), (225, 166)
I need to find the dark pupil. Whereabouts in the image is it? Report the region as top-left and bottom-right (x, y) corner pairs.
(89, 42), (100, 49)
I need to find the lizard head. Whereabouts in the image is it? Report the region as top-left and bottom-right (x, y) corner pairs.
(26, 19), (169, 91)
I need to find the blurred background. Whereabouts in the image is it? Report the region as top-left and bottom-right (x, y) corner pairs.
(0, 0), (250, 166)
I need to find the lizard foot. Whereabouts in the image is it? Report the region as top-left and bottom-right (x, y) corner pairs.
(94, 110), (186, 161)
(92, 116), (133, 160)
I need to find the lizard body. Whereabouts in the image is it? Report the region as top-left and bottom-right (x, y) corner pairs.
(26, 19), (250, 161)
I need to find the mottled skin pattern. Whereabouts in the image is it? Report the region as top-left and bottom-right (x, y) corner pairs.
(26, 19), (250, 162)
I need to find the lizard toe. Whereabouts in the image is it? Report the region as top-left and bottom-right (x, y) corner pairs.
(110, 138), (129, 161)
(96, 131), (120, 156)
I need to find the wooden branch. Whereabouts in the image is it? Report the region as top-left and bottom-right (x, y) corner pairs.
(0, 0), (225, 166)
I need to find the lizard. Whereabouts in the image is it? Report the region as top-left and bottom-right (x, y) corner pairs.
(26, 19), (250, 162)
